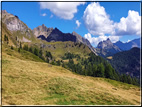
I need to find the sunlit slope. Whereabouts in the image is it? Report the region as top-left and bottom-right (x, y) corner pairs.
(28, 41), (91, 60)
(2, 52), (140, 105)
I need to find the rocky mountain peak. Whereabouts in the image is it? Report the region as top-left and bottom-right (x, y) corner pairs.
(72, 31), (82, 42)
(96, 38), (121, 57)
(36, 24), (48, 32)
(52, 27), (62, 34)
(2, 10), (31, 35)
(54, 27), (60, 31)
(71, 31), (97, 55)
(2, 10), (7, 14)
(107, 38), (110, 41)
(42, 24), (45, 27)
(72, 31), (78, 36)
(97, 38), (113, 49)
(106, 38), (111, 42)
(33, 24), (53, 37)
(2, 10), (36, 42)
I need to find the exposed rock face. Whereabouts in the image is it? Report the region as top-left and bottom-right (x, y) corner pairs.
(33, 24), (53, 37)
(47, 28), (77, 42)
(72, 31), (97, 55)
(2, 10), (27, 32)
(2, 10), (34, 39)
(22, 37), (31, 42)
(96, 38), (121, 57)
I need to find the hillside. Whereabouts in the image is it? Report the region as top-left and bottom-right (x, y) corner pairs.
(2, 10), (37, 43)
(1, 10), (92, 61)
(108, 47), (140, 78)
(33, 25), (97, 55)
(2, 50), (140, 105)
(28, 41), (91, 60)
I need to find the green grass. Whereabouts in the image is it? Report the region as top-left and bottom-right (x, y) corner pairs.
(2, 52), (141, 105)
(103, 78), (139, 90)
(28, 41), (91, 60)
(2, 44), (44, 62)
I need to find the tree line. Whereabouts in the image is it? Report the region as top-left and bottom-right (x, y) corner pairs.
(19, 44), (53, 63)
(61, 52), (139, 86)
(10, 40), (139, 86)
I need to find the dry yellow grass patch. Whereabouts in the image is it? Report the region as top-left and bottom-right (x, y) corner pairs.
(107, 56), (113, 60)
(2, 53), (141, 105)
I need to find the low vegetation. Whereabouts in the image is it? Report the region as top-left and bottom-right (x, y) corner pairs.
(2, 50), (140, 105)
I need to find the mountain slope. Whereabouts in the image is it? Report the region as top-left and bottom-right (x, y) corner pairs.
(114, 38), (140, 51)
(72, 31), (97, 55)
(28, 41), (91, 60)
(46, 28), (77, 42)
(96, 38), (121, 57)
(2, 10), (37, 43)
(1, 10), (92, 61)
(2, 50), (140, 105)
(108, 47), (140, 78)
(33, 25), (97, 55)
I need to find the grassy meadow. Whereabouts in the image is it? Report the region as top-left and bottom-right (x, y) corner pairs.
(2, 46), (141, 105)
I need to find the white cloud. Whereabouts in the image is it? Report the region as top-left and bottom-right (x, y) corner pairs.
(83, 2), (114, 36)
(41, 13), (47, 16)
(84, 33), (120, 47)
(83, 2), (141, 38)
(39, 2), (85, 20)
(76, 20), (81, 28)
(109, 35), (120, 43)
(127, 39), (131, 43)
(114, 10), (141, 36)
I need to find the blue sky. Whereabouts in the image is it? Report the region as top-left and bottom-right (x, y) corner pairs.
(2, 2), (141, 47)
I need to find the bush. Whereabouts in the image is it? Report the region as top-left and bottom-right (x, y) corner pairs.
(11, 46), (14, 50)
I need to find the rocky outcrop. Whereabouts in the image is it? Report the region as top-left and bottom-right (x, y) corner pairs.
(2, 10), (34, 39)
(72, 31), (97, 55)
(33, 24), (53, 38)
(96, 38), (121, 57)
(46, 28), (77, 42)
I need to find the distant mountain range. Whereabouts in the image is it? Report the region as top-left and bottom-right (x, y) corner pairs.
(114, 38), (140, 51)
(2, 9), (140, 58)
(96, 38), (140, 57)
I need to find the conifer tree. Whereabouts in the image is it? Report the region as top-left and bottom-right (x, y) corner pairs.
(34, 48), (39, 56)
(92, 64), (97, 77)
(96, 63), (105, 77)
(105, 64), (113, 79)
